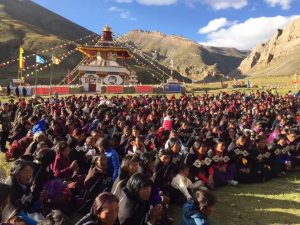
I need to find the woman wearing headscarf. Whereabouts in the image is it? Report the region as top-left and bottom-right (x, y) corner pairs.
(118, 173), (163, 225)
(76, 192), (119, 225)
(5, 160), (38, 225)
(111, 155), (139, 198)
(78, 154), (113, 214)
(0, 182), (11, 223)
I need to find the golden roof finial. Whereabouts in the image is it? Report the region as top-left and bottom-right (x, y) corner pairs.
(103, 25), (112, 32)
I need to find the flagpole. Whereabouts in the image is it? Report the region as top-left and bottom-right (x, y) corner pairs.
(19, 46), (22, 80)
(35, 55), (37, 95)
(50, 58), (54, 96)
(297, 72), (299, 91)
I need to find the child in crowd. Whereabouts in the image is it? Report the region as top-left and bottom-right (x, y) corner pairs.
(171, 164), (205, 206)
(181, 190), (216, 225)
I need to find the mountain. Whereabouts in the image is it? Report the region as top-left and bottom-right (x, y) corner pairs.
(232, 17), (300, 77)
(0, 0), (94, 57)
(0, 0), (93, 84)
(123, 30), (248, 81)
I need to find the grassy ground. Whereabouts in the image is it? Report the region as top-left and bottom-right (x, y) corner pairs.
(170, 171), (300, 225)
(186, 74), (299, 95)
(1, 153), (299, 225)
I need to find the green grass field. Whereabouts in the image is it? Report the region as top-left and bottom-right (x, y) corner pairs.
(170, 171), (300, 225)
(186, 74), (299, 95)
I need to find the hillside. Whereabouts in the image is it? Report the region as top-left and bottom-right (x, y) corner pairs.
(0, 0), (93, 59)
(232, 17), (300, 77)
(123, 30), (248, 81)
(0, 0), (95, 85)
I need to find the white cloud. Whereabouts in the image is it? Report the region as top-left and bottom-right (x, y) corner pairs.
(185, 0), (197, 7)
(114, 0), (177, 5)
(202, 0), (248, 10)
(199, 15), (300, 50)
(136, 0), (177, 5)
(264, 0), (292, 10)
(120, 11), (137, 20)
(108, 6), (123, 12)
(116, 0), (133, 2)
(114, 0), (248, 7)
(198, 18), (235, 34)
(108, 6), (136, 20)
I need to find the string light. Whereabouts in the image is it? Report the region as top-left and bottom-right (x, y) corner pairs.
(0, 33), (99, 68)
(58, 35), (102, 85)
(22, 36), (99, 79)
(113, 32), (172, 82)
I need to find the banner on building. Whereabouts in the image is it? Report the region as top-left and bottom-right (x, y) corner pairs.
(106, 85), (124, 93)
(135, 86), (153, 93)
(163, 84), (182, 93)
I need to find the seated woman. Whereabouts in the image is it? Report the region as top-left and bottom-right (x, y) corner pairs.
(207, 139), (238, 187)
(165, 131), (188, 156)
(9, 119), (31, 144)
(180, 190), (216, 225)
(45, 120), (64, 144)
(251, 135), (274, 182)
(76, 192), (119, 225)
(78, 154), (113, 214)
(31, 149), (56, 201)
(139, 152), (156, 179)
(95, 138), (120, 182)
(286, 130), (300, 166)
(129, 136), (147, 156)
(111, 155), (139, 198)
(67, 128), (89, 174)
(153, 150), (173, 192)
(24, 132), (48, 156)
(269, 134), (293, 176)
(6, 132), (33, 161)
(50, 141), (78, 181)
(0, 182), (11, 223)
(227, 135), (255, 184)
(184, 141), (214, 189)
(166, 137), (186, 176)
(118, 173), (163, 225)
(40, 179), (72, 216)
(5, 160), (38, 225)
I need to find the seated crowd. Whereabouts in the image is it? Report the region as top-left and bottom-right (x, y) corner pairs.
(0, 91), (299, 225)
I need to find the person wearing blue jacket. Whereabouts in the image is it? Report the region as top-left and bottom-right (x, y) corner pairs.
(180, 190), (215, 225)
(97, 138), (120, 181)
(30, 116), (46, 135)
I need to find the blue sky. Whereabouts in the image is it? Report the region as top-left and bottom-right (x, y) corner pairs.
(32, 0), (300, 50)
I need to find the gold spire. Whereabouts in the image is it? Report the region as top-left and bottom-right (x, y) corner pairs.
(103, 25), (112, 32)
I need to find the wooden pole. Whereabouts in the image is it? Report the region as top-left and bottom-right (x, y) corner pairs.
(49, 59), (54, 96)
(34, 56), (37, 95)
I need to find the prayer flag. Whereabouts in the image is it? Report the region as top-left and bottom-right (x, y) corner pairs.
(292, 73), (298, 84)
(19, 48), (24, 69)
(36, 55), (45, 64)
(52, 56), (61, 65)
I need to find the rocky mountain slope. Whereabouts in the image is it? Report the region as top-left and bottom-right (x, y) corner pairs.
(231, 17), (300, 77)
(123, 30), (248, 81)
